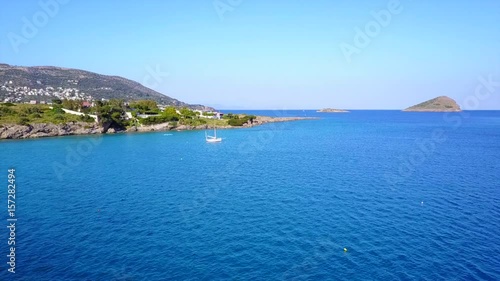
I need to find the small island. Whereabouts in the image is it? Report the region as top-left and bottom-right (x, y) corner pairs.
(317, 108), (349, 113)
(403, 96), (461, 112)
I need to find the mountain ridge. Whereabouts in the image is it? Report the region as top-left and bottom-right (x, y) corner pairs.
(0, 63), (211, 110)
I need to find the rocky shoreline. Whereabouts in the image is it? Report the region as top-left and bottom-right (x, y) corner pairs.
(0, 116), (316, 140)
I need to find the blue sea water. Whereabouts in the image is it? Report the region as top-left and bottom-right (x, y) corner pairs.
(0, 110), (499, 280)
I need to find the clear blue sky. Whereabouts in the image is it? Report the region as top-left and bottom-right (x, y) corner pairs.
(1, 0), (499, 109)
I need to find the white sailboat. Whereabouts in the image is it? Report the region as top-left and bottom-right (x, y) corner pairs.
(205, 126), (222, 143)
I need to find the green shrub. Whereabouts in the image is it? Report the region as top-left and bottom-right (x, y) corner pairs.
(182, 118), (207, 126)
(95, 99), (127, 129)
(17, 117), (30, 126)
(0, 106), (14, 116)
(129, 100), (159, 114)
(79, 114), (95, 123)
(179, 107), (196, 118)
(223, 113), (234, 119)
(139, 116), (171, 125)
(155, 106), (182, 122)
(62, 99), (82, 111)
(245, 115), (257, 121)
(50, 106), (65, 114)
(53, 114), (66, 121)
(227, 115), (255, 126)
(18, 105), (43, 115)
(228, 118), (246, 126)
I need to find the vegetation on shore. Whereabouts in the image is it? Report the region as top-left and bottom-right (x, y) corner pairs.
(0, 102), (94, 125)
(0, 99), (257, 129)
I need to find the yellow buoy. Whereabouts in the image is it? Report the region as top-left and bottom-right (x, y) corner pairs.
(344, 248), (348, 252)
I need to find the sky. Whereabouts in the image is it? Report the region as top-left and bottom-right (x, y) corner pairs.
(0, 0), (499, 109)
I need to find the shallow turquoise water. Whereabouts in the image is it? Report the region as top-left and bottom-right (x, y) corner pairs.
(0, 110), (499, 280)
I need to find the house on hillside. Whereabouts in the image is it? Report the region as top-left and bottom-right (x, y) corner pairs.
(215, 112), (224, 119)
(82, 101), (92, 108)
(195, 110), (224, 119)
(137, 114), (161, 119)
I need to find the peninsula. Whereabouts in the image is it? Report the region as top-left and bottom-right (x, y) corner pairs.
(403, 96), (461, 112)
(0, 101), (315, 139)
(0, 116), (314, 140)
(0, 63), (317, 139)
(317, 108), (349, 113)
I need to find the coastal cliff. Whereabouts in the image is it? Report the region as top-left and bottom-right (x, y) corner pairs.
(0, 122), (101, 139)
(0, 116), (315, 139)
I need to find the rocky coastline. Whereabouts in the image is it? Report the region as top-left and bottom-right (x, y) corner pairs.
(0, 116), (316, 140)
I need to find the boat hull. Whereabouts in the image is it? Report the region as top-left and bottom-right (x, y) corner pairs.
(206, 138), (222, 143)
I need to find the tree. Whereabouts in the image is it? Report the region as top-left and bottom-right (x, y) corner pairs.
(223, 113), (236, 119)
(95, 99), (127, 130)
(179, 107), (196, 118)
(79, 114), (95, 123)
(163, 106), (177, 116)
(50, 105), (65, 114)
(246, 115), (257, 122)
(162, 106), (180, 121)
(227, 115), (255, 126)
(129, 100), (159, 114)
(62, 99), (81, 111)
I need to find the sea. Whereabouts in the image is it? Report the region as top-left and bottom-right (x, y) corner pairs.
(0, 110), (499, 280)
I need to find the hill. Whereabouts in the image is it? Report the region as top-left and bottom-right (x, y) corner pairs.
(0, 63), (211, 110)
(403, 96), (461, 112)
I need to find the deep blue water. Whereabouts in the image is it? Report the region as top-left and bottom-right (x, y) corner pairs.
(1, 110), (499, 280)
